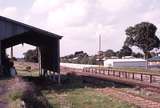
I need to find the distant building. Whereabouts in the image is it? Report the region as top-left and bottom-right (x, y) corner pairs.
(148, 56), (160, 68)
(122, 56), (135, 59)
(104, 58), (147, 68)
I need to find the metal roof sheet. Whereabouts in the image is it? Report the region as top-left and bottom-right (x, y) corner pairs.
(0, 16), (62, 40)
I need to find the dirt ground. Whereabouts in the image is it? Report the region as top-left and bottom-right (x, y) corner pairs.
(0, 78), (13, 108)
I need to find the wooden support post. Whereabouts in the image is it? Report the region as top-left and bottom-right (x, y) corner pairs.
(38, 47), (42, 76)
(0, 41), (1, 65)
(48, 71), (51, 79)
(57, 40), (61, 85)
(52, 71), (56, 81)
(0, 41), (2, 76)
(11, 47), (13, 59)
(58, 71), (61, 85)
(44, 69), (47, 77)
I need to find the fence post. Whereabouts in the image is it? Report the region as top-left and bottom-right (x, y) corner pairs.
(150, 75), (152, 83)
(132, 73), (134, 79)
(113, 70), (115, 76)
(141, 74), (143, 81)
(103, 69), (105, 74)
(119, 71), (121, 77)
(83, 68), (85, 72)
(108, 70), (110, 75)
(125, 72), (127, 78)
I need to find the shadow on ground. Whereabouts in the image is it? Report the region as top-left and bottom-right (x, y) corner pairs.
(21, 72), (134, 93)
(0, 73), (135, 108)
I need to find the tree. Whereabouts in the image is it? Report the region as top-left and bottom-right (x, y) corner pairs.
(124, 22), (160, 59)
(131, 52), (144, 58)
(88, 56), (97, 65)
(104, 49), (116, 58)
(116, 51), (123, 58)
(23, 49), (38, 63)
(120, 46), (132, 57)
(74, 51), (84, 57)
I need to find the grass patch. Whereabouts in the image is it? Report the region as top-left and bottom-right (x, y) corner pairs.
(17, 70), (39, 77)
(122, 87), (160, 103)
(112, 67), (160, 75)
(8, 90), (23, 101)
(43, 88), (137, 108)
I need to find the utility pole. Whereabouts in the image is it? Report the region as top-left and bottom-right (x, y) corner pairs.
(98, 35), (101, 72)
(99, 35), (101, 56)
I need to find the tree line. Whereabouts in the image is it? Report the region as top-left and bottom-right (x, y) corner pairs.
(60, 49), (144, 65)
(23, 22), (160, 63)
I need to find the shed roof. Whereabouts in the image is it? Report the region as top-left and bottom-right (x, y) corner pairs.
(0, 16), (62, 40)
(0, 16), (62, 72)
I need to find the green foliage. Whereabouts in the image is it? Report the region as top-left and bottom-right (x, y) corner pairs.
(23, 49), (38, 63)
(44, 88), (136, 108)
(104, 49), (116, 58)
(131, 52), (144, 58)
(61, 51), (98, 65)
(9, 90), (23, 101)
(119, 46), (132, 57)
(124, 22), (160, 59)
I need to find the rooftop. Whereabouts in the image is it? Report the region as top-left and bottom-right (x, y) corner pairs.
(148, 56), (160, 61)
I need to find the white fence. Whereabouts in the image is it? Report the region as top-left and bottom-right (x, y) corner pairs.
(60, 63), (98, 69)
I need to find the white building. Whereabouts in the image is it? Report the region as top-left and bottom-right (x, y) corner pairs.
(104, 58), (147, 68)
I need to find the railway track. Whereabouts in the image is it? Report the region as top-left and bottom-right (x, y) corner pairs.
(96, 87), (160, 108)
(61, 66), (160, 108)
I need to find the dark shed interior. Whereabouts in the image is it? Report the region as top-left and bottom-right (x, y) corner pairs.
(0, 16), (62, 77)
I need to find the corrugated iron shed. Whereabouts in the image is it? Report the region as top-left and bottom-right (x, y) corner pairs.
(0, 16), (62, 78)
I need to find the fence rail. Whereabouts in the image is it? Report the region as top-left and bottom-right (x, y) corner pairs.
(82, 67), (160, 86)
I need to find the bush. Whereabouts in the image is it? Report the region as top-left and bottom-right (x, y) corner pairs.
(23, 49), (38, 63)
(9, 90), (23, 101)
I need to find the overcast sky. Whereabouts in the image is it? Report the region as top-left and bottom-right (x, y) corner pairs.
(0, 0), (160, 57)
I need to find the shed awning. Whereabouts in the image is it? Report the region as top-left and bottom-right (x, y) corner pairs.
(0, 16), (62, 41)
(0, 16), (62, 73)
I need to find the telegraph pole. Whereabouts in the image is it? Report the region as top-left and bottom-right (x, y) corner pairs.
(99, 35), (101, 55)
(98, 34), (101, 72)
